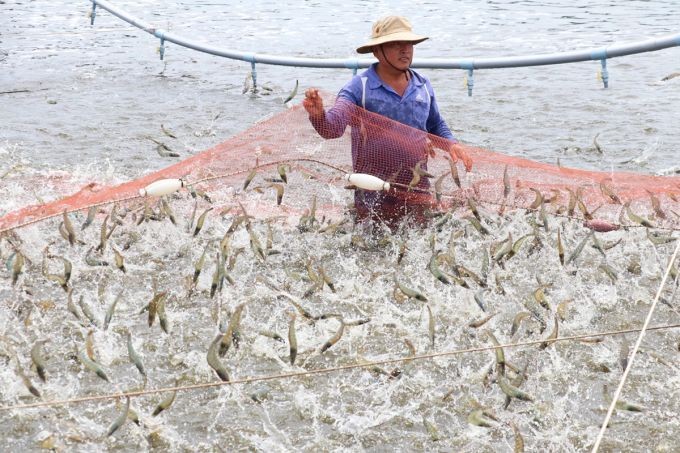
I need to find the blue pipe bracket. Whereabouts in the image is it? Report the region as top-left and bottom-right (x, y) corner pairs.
(457, 60), (475, 96)
(250, 61), (257, 92)
(90, 3), (96, 26)
(600, 59), (609, 88)
(466, 69), (474, 97)
(343, 59), (361, 75)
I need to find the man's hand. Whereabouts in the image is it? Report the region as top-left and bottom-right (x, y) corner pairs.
(449, 143), (473, 172)
(303, 88), (324, 118)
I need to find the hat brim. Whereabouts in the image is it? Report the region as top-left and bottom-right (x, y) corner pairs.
(356, 32), (428, 54)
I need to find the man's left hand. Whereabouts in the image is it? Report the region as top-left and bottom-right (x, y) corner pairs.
(450, 143), (473, 172)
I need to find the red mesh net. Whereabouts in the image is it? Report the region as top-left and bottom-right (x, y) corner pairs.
(1, 92), (679, 233)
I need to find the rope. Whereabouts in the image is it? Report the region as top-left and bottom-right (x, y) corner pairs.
(2, 155), (677, 235)
(189, 157), (348, 186)
(0, 158), (346, 235)
(591, 240), (680, 452)
(0, 194), (141, 235)
(472, 193), (680, 233)
(2, 322), (679, 413)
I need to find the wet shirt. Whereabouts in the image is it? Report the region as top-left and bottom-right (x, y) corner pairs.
(309, 63), (456, 186)
(339, 63), (455, 141)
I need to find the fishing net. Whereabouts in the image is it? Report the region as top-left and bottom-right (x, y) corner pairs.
(2, 91), (680, 451)
(1, 92), (678, 234)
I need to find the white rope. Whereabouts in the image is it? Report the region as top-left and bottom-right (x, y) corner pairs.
(591, 240), (680, 452)
(3, 322), (680, 412)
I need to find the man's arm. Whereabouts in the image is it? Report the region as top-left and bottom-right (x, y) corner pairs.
(304, 89), (355, 139)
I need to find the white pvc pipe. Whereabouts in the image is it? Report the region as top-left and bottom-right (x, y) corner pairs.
(91, 0), (680, 70)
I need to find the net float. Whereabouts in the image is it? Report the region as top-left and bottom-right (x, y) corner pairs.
(344, 173), (390, 191)
(138, 179), (186, 197)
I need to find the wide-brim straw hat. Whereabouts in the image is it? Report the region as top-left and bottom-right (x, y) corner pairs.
(356, 16), (428, 54)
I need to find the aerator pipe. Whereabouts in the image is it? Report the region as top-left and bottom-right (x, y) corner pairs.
(416, 34), (680, 69)
(90, 1), (679, 71)
(90, 0), (363, 69)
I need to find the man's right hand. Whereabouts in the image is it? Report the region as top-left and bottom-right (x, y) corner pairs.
(303, 88), (324, 117)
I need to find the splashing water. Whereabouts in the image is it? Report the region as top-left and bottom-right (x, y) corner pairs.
(0, 182), (679, 451)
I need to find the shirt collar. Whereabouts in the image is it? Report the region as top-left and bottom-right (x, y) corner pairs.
(366, 63), (424, 90)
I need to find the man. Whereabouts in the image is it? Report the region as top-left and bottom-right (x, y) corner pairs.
(303, 15), (471, 227)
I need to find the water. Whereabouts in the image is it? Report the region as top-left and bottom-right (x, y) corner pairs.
(1, 196), (679, 451)
(1, 1), (680, 451)
(1, 1), (679, 178)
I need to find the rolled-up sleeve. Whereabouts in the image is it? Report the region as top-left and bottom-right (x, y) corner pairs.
(309, 90), (359, 139)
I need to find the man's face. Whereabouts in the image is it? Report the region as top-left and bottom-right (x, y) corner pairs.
(374, 41), (414, 70)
